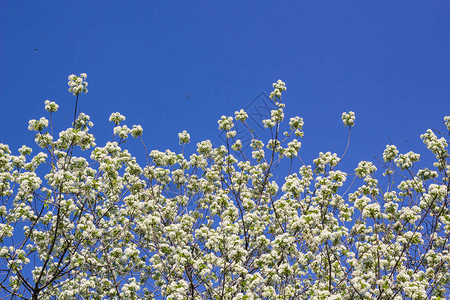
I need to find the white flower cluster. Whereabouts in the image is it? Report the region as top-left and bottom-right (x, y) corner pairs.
(34, 132), (53, 149)
(44, 100), (59, 112)
(113, 125), (131, 139)
(289, 116), (304, 137)
(420, 129), (449, 161)
(196, 140), (213, 156)
(355, 161), (377, 178)
(362, 202), (381, 219)
(178, 130), (190, 144)
(313, 151), (340, 174)
(285, 139), (301, 158)
(131, 125), (143, 138)
(262, 118), (276, 128)
(444, 116), (450, 130)
(262, 108), (285, 128)
(252, 147), (265, 162)
(417, 168), (438, 180)
(27, 117), (48, 132)
(73, 113), (94, 131)
(218, 115), (234, 131)
(120, 277), (140, 298)
(271, 108), (284, 123)
(394, 151), (420, 170)
(110, 114), (142, 139)
(18, 145), (32, 156)
(341, 111), (355, 127)
(231, 139), (242, 151)
(383, 144), (399, 162)
(109, 112), (126, 125)
(269, 79), (287, 99)
(398, 178), (425, 198)
(226, 130), (236, 138)
(234, 109), (248, 122)
(149, 149), (177, 166)
(67, 73), (88, 96)
(55, 126), (96, 151)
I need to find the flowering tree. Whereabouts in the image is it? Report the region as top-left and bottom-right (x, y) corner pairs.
(0, 74), (449, 300)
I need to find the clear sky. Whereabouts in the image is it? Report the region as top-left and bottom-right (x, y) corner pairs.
(1, 1), (450, 172)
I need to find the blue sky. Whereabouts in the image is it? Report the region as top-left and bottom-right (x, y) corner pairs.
(1, 1), (450, 172)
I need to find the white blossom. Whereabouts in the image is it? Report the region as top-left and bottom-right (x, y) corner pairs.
(1, 76), (449, 299)
(67, 73), (88, 95)
(44, 100), (59, 112)
(269, 79), (287, 99)
(341, 111), (356, 127)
